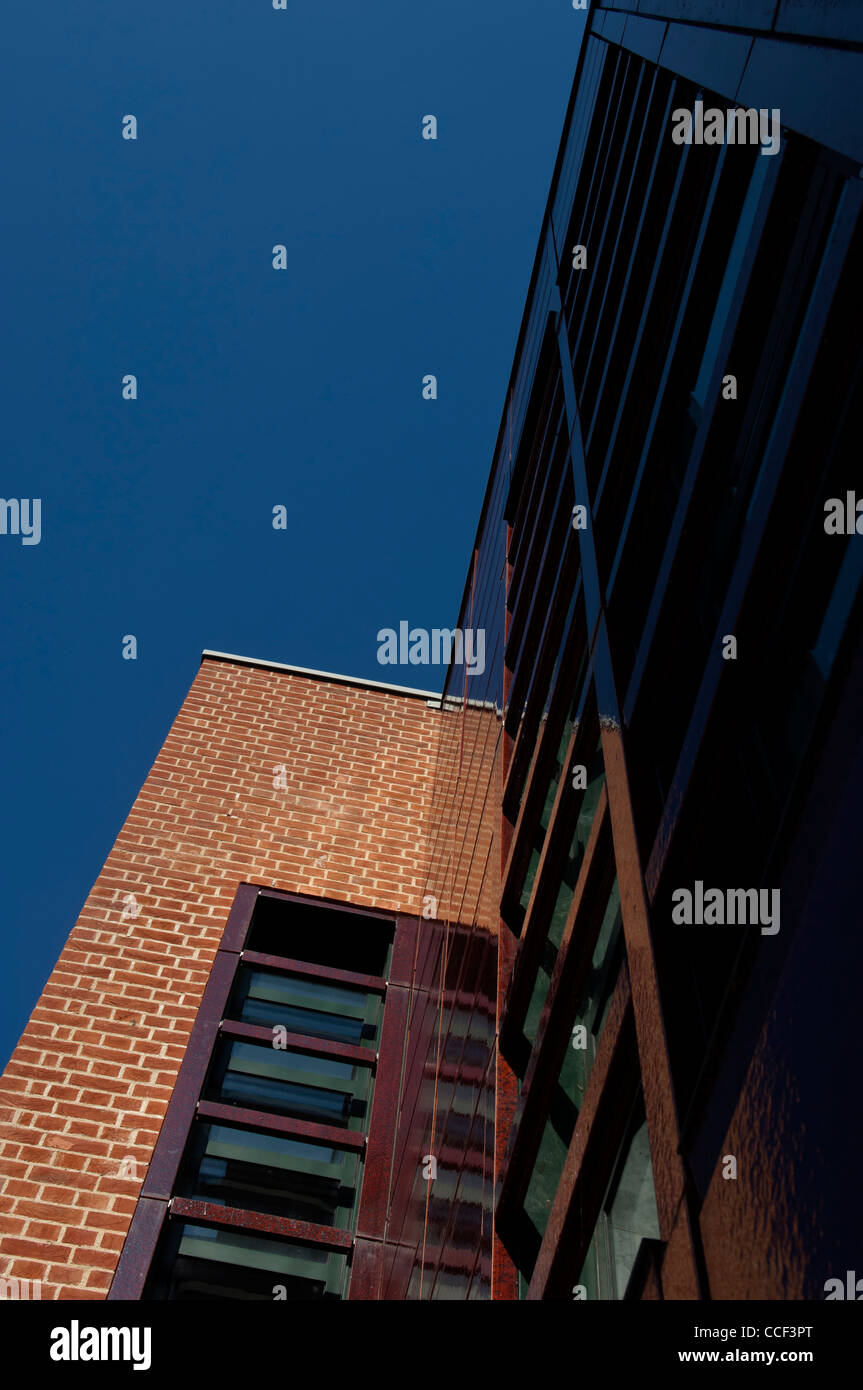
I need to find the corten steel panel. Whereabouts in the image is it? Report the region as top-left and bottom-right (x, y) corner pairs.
(219, 1019), (375, 1069)
(493, 921), (519, 1301)
(657, 1201), (702, 1301)
(600, 719), (692, 1253)
(241, 950), (387, 995)
(383, 934), (498, 1301)
(107, 1197), (167, 1301)
(628, 1238), (665, 1301)
(196, 1101), (366, 1153)
(423, 1001), (495, 1297)
(348, 1239), (383, 1300)
(356, 983), (409, 1240)
(381, 1238), (418, 1303)
(140, 949), (238, 1201)
(169, 1198), (353, 1252)
(435, 1059), (496, 1298)
(218, 881), (260, 952)
(389, 913), (419, 986)
(695, 717), (863, 1301)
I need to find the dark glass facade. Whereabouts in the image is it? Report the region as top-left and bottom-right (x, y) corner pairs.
(396, 0), (863, 1300)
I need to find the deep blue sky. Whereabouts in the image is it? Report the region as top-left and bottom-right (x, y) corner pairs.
(0, 1), (585, 1069)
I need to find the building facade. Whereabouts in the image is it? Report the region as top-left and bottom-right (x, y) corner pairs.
(2, 0), (863, 1301)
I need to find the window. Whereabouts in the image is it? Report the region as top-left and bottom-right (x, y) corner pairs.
(110, 886), (405, 1302)
(578, 1095), (660, 1300)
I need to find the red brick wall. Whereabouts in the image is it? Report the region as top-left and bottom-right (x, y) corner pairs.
(0, 656), (440, 1300)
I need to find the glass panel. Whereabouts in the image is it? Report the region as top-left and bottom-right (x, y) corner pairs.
(569, 879), (622, 1105)
(523, 741), (605, 1049)
(178, 1122), (361, 1228)
(227, 966), (380, 1047)
(692, 150), (768, 409)
(145, 1220), (348, 1300)
(606, 1117), (660, 1298)
(520, 879), (623, 1278)
(205, 1039), (369, 1129)
(578, 1098), (660, 1300)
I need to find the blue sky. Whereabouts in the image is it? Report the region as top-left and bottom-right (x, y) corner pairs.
(0, 1), (585, 1069)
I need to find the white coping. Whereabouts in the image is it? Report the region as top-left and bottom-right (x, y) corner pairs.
(200, 649), (444, 701)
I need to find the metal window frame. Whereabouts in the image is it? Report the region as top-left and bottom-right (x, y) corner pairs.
(108, 883), (416, 1300)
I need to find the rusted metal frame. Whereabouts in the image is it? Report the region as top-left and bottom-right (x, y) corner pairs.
(111, 886), (409, 1299)
(109, 884), (259, 1297)
(240, 948), (387, 996)
(354, 983), (409, 1247)
(527, 969), (636, 1299)
(496, 788), (611, 1222)
(561, 271), (695, 1263)
(217, 881), (262, 950)
(168, 1197), (353, 1253)
(351, 913), (422, 1293)
(106, 1198), (168, 1300)
(196, 1101), (366, 1153)
(426, 1050), (496, 1301)
(218, 1019), (376, 1069)
(599, 694), (692, 1248)
(140, 948), (240, 1203)
(257, 885), (396, 925)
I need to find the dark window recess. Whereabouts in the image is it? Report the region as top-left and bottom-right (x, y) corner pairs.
(175, 1122), (360, 1228)
(143, 1221), (348, 1301)
(246, 896), (394, 976)
(204, 1038), (369, 1128)
(226, 965), (381, 1047)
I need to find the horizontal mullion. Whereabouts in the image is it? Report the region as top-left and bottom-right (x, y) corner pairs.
(219, 1019), (375, 1069)
(241, 950), (387, 995)
(196, 1100), (367, 1153)
(168, 1196), (353, 1253)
